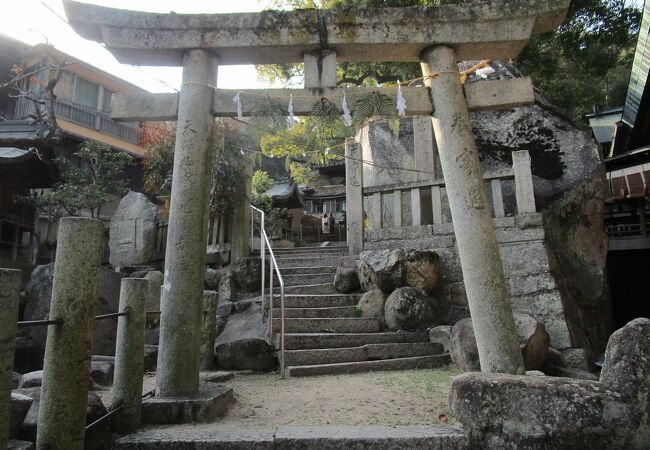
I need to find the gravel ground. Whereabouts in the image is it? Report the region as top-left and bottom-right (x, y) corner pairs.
(99, 366), (461, 429)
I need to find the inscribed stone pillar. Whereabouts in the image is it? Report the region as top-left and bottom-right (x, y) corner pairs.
(36, 217), (104, 450)
(230, 157), (253, 261)
(345, 137), (364, 255)
(112, 278), (148, 433)
(421, 46), (524, 374)
(200, 290), (218, 370)
(0, 269), (20, 450)
(157, 49), (218, 398)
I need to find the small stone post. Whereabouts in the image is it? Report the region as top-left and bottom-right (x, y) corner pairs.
(200, 290), (218, 370)
(421, 46), (525, 374)
(0, 269), (21, 450)
(157, 49), (218, 398)
(112, 278), (148, 433)
(512, 150), (537, 214)
(345, 137), (364, 255)
(36, 217), (104, 450)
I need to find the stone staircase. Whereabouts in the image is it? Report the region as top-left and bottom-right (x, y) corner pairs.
(269, 242), (450, 377)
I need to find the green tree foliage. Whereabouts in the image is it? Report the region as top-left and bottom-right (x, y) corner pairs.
(22, 141), (134, 219)
(260, 0), (642, 125)
(251, 170), (288, 238)
(517, 0), (641, 123)
(141, 120), (247, 216)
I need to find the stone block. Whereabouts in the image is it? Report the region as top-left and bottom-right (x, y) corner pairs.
(141, 384), (233, 424)
(17, 371), (42, 389)
(429, 325), (453, 352)
(90, 360), (114, 386)
(561, 347), (595, 371)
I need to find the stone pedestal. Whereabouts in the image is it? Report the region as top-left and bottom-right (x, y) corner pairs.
(157, 49), (218, 398)
(0, 269), (21, 450)
(36, 217), (104, 450)
(141, 383), (233, 424)
(421, 46), (524, 374)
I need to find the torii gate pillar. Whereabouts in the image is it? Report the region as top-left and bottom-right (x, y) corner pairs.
(157, 49), (217, 397)
(421, 46), (525, 374)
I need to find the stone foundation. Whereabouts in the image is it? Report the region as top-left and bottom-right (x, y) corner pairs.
(365, 213), (574, 350)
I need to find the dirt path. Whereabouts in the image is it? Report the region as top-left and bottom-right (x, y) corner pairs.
(102, 366), (461, 430)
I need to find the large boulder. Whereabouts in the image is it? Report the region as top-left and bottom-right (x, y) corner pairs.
(22, 265), (125, 357)
(449, 318), (650, 449)
(23, 263), (55, 350)
(17, 371), (42, 389)
(600, 317), (650, 447)
(333, 267), (360, 293)
(230, 257), (262, 292)
(108, 190), (157, 269)
(218, 274), (237, 303)
(403, 249), (440, 293)
(384, 287), (439, 331)
(450, 313), (550, 371)
(214, 302), (276, 371)
(357, 289), (387, 319)
(449, 318), (480, 371)
(356, 249), (404, 293)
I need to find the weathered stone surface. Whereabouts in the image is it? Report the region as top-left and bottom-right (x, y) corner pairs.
(205, 267), (228, 291)
(144, 327), (159, 346)
(10, 393), (32, 439)
(450, 313), (549, 371)
(143, 271), (163, 327)
(403, 250), (440, 293)
(214, 303), (276, 371)
(357, 249), (404, 293)
(554, 367), (598, 380)
(17, 371), (42, 389)
(22, 263), (55, 351)
(449, 319), (480, 372)
(90, 360), (114, 386)
(12, 372), (21, 389)
(600, 317), (650, 447)
(561, 347), (595, 371)
(7, 439), (34, 450)
(333, 268), (360, 293)
(22, 264), (126, 358)
(143, 345), (158, 372)
(429, 325), (453, 352)
(15, 387), (109, 448)
(109, 191), (157, 269)
(218, 274), (237, 303)
(384, 287), (439, 332)
(513, 311), (550, 371)
(217, 300), (234, 318)
(357, 289), (386, 320)
(450, 372), (632, 449)
(230, 257), (262, 292)
(141, 384), (233, 424)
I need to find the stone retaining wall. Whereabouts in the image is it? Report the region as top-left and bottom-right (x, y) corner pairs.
(364, 213), (573, 350)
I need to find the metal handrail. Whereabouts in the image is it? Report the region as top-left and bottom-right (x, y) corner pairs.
(250, 205), (287, 377)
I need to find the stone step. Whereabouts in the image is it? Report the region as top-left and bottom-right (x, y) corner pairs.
(273, 317), (381, 333)
(276, 294), (360, 308)
(277, 256), (342, 268)
(114, 425), (469, 449)
(286, 354), (452, 376)
(274, 273), (335, 286)
(279, 331), (430, 350)
(279, 266), (336, 275)
(276, 283), (339, 295)
(273, 306), (358, 319)
(271, 246), (347, 254)
(282, 342), (444, 366)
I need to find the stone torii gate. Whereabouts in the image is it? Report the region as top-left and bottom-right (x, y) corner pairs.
(64, 0), (569, 418)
